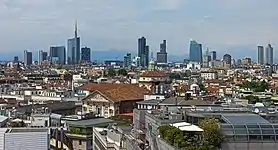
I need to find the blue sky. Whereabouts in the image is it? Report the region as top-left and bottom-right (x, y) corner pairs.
(0, 0), (277, 60)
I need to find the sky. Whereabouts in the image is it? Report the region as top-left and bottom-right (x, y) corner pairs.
(0, 0), (278, 60)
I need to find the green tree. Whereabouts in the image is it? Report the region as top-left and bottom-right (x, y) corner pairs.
(117, 69), (128, 76)
(107, 68), (116, 77)
(199, 117), (223, 147)
(242, 95), (261, 104)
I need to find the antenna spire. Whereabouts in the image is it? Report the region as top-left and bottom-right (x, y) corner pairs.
(75, 20), (78, 37)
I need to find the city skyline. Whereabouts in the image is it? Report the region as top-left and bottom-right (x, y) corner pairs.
(0, 0), (277, 60)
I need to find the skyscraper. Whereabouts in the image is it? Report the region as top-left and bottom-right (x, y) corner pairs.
(223, 54), (232, 67)
(13, 56), (19, 63)
(24, 50), (32, 66)
(50, 46), (66, 64)
(138, 37), (149, 67)
(211, 51), (217, 60)
(124, 53), (132, 68)
(189, 40), (202, 62)
(81, 47), (91, 63)
(202, 48), (211, 68)
(157, 40), (167, 63)
(257, 46), (264, 65)
(67, 21), (80, 64)
(38, 50), (48, 65)
(265, 44), (274, 65)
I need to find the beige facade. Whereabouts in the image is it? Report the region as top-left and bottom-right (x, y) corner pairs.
(82, 91), (118, 118)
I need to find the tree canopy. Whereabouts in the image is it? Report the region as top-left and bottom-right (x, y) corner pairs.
(117, 69), (128, 76)
(158, 118), (223, 150)
(106, 68), (116, 77)
(241, 80), (269, 92)
(199, 117), (224, 147)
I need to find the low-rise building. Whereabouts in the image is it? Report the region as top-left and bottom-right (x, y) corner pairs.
(81, 83), (150, 118)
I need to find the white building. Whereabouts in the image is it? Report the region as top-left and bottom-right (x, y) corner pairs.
(0, 128), (49, 150)
(200, 71), (218, 80)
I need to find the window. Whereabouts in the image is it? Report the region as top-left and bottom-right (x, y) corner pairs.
(79, 140), (82, 145)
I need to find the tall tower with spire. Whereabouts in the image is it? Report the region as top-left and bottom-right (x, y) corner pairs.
(67, 21), (81, 64)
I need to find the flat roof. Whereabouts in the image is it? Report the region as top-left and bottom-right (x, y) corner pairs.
(9, 128), (49, 133)
(67, 118), (114, 128)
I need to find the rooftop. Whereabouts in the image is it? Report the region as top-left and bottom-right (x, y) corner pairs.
(82, 83), (150, 102)
(67, 118), (114, 128)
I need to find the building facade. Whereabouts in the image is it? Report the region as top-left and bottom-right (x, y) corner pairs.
(265, 44), (274, 65)
(81, 47), (91, 63)
(50, 46), (66, 65)
(258, 46), (264, 65)
(67, 22), (80, 65)
(38, 50), (48, 65)
(124, 53), (132, 68)
(223, 54), (232, 67)
(138, 37), (149, 67)
(189, 40), (202, 62)
(211, 51), (217, 61)
(157, 40), (167, 64)
(24, 50), (32, 66)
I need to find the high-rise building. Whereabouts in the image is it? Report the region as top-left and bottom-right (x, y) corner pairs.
(223, 54), (232, 67)
(137, 37), (149, 67)
(124, 53), (132, 68)
(242, 57), (252, 66)
(81, 47), (91, 63)
(13, 56), (19, 63)
(211, 51), (217, 60)
(157, 40), (167, 63)
(67, 21), (80, 64)
(189, 40), (202, 62)
(24, 50), (32, 66)
(265, 44), (274, 65)
(202, 48), (211, 68)
(257, 46), (264, 65)
(38, 50), (48, 65)
(50, 46), (66, 64)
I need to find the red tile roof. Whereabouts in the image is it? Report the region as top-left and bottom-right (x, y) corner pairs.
(82, 83), (150, 102)
(140, 71), (167, 77)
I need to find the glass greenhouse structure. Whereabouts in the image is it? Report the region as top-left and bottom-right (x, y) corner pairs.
(221, 114), (278, 141)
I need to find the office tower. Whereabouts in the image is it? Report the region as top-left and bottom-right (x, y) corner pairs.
(81, 47), (91, 63)
(38, 50), (48, 65)
(223, 54), (232, 67)
(67, 21), (81, 64)
(242, 57), (252, 66)
(124, 53), (132, 68)
(13, 56), (19, 63)
(202, 48), (211, 68)
(137, 37), (149, 67)
(189, 40), (202, 62)
(157, 40), (167, 63)
(24, 50), (32, 66)
(211, 51), (217, 60)
(257, 46), (264, 65)
(265, 44), (274, 65)
(50, 46), (66, 64)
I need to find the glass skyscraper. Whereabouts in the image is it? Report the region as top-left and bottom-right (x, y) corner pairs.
(138, 37), (149, 67)
(157, 40), (167, 63)
(257, 46), (264, 65)
(67, 22), (80, 64)
(265, 44), (273, 65)
(81, 47), (91, 63)
(24, 50), (32, 66)
(189, 40), (202, 62)
(50, 46), (66, 65)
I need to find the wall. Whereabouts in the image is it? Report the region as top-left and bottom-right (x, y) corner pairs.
(5, 132), (48, 150)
